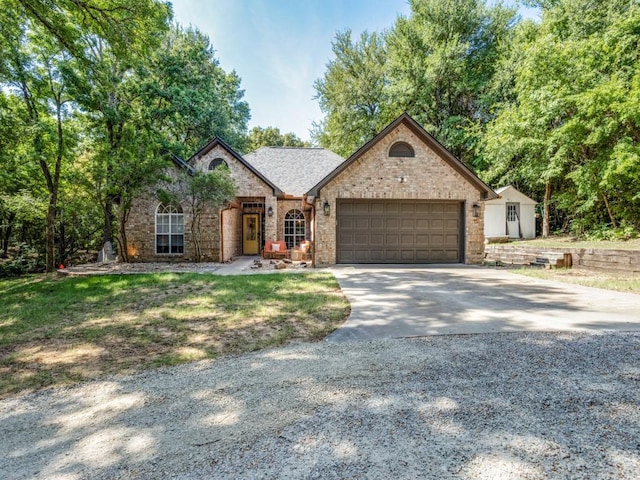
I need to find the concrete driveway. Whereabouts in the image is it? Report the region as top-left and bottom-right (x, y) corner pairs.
(327, 265), (640, 342)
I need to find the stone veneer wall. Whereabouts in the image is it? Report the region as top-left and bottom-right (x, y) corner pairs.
(313, 123), (486, 265)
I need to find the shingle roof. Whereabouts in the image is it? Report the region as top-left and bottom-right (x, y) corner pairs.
(243, 147), (344, 197)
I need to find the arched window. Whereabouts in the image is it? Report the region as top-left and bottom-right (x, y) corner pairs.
(389, 142), (415, 157)
(156, 203), (184, 254)
(284, 209), (305, 249)
(208, 158), (228, 170)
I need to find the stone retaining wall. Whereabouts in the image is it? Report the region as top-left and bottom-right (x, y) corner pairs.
(485, 244), (640, 275)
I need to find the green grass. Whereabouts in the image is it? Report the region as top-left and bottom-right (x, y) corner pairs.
(512, 237), (640, 250)
(511, 267), (640, 294)
(0, 272), (350, 398)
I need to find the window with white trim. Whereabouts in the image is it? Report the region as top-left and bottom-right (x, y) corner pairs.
(156, 203), (184, 254)
(284, 209), (305, 249)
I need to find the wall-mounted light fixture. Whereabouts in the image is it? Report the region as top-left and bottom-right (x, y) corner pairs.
(323, 200), (330, 216)
(267, 206), (273, 217)
(398, 176), (405, 183)
(472, 202), (481, 218)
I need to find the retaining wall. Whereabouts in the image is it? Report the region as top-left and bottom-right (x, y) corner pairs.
(485, 244), (640, 275)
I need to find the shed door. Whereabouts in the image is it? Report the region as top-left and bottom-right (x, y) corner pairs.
(337, 200), (462, 264)
(506, 203), (521, 239)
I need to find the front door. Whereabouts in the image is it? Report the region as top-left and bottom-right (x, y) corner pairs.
(243, 214), (260, 255)
(506, 203), (521, 238)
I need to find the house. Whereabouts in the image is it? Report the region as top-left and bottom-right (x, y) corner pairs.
(125, 113), (497, 265)
(484, 185), (537, 240)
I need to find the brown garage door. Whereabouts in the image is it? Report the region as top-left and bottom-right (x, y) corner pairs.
(337, 200), (462, 263)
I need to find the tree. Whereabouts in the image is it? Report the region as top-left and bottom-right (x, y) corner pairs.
(0, 10), (77, 271)
(313, 30), (389, 156)
(385, 0), (516, 168)
(143, 25), (251, 157)
(483, 0), (640, 236)
(247, 126), (309, 151)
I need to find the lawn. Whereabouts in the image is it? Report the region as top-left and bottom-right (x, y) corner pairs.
(511, 267), (640, 294)
(513, 237), (640, 250)
(0, 272), (350, 398)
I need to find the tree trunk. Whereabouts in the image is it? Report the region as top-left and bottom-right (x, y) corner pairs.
(191, 211), (201, 263)
(117, 203), (130, 263)
(45, 198), (57, 271)
(2, 212), (15, 256)
(542, 181), (551, 238)
(602, 193), (617, 229)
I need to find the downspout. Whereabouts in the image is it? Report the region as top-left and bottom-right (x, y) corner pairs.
(302, 194), (316, 268)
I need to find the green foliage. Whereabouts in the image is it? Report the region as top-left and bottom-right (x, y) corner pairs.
(313, 29), (390, 156)
(0, 243), (44, 277)
(313, 0), (517, 164)
(247, 126), (309, 151)
(483, 0), (640, 236)
(0, 3), (252, 264)
(142, 25), (251, 157)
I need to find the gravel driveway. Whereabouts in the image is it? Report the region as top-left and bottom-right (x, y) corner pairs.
(2, 332), (639, 479)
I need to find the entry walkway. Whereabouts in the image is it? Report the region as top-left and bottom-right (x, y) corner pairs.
(326, 265), (640, 342)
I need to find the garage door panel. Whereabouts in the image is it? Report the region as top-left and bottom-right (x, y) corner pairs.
(401, 219), (415, 230)
(354, 234), (369, 245)
(338, 232), (353, 246)
(370, 234), (384, 245)
(401, 250), (415, 261)
(416, 219), (429, 229)
(401, 234), (414, 246)
(385, 250), (400, 261)
(370, 250), (384, 261)
(354, 250), (370, 261)
(386, 234), (399, 246)
(416, 250), (430, 261)
(430, 234), (444, 246)
(386, 218), (399, 229)
(354, 203), (370, 214)
(337, 200), (461, 264)
(401, 203), (415, 214)
(371, 218), (384, 229)
(354, 218), (369, 229)
(385, 203), (400, 214)
(370, 203), (385, 215)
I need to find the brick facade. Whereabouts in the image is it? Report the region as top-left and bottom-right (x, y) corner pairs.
(127, 143), (278, 262)
(126, 114), (491, 265)
(312, 122), (486, 265)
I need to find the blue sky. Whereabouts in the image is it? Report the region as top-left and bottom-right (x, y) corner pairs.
(170, 1), (538, 142)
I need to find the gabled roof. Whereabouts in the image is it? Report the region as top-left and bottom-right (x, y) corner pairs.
(490, 185), (537, 204)
(165, 151), (195, 176)
(188, 137), (282, 196)
(244, 147), (344, 197)
(308, 113), (498, 200)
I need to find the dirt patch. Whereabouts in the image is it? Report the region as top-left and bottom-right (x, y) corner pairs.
(60, 261), (222, 275)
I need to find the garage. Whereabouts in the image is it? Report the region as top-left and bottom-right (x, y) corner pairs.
(336, 200), (463, 264)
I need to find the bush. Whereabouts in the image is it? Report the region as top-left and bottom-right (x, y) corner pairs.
(0, 244), (45, 277)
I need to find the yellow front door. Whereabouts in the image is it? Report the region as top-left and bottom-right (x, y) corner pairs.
(243, 214), (260, 255)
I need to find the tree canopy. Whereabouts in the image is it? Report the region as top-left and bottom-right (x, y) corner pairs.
(314, 0), (640, 238)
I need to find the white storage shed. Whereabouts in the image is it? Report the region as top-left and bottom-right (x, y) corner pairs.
(484, 185), (537, 240)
